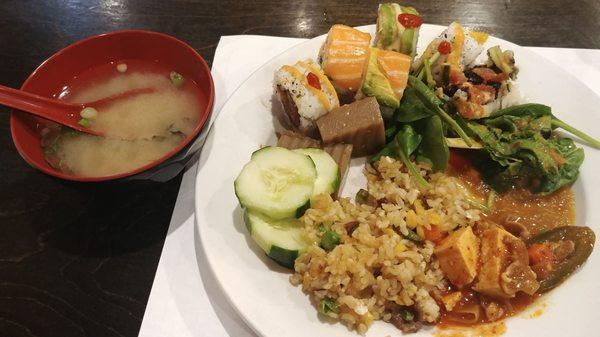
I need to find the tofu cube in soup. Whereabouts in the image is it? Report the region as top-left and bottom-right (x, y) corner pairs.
(472, 224), (539, 298)
(434, 226), (480, 288)
(316, 97), (385, 156)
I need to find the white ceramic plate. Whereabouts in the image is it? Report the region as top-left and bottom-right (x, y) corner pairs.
(195, 24), (600, 337)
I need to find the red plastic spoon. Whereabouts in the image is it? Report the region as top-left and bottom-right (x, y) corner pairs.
(0, 85), (154, 137)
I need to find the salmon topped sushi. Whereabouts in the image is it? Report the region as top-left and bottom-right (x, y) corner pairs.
(274, 59), (340, 137)
(376, 49), (411, 100)
(355, 47), (411, 116)
(319, 24), (372, 100)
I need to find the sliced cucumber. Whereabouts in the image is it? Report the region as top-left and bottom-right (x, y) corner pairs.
(293, 148), (340, 200)
(244, 209), (308, 269)
(235, 146), (316, 219)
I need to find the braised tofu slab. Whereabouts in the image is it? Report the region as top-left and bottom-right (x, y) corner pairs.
(434, 226), (480, 288)
(316, 96), (385, 156)
(472, 224), (539, 298)
(277, 130), (321, 149)
(276, 131), (353, 198)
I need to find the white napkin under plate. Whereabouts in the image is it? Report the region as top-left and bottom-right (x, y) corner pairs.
(138, 35), (600, 337)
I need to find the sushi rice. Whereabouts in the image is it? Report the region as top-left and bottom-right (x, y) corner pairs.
(413, 22), (489, 74)
(274, 60), (340, 133)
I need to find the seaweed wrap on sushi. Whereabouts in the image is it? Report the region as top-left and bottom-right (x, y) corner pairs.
(375, 3), (422, 57)
(274, 59), (340, 137)
(319, 24), (372, 102)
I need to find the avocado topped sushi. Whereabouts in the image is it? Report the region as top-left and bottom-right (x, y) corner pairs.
(375, 3), (422, 57)
(412, 22), (489, 86)
(355, 47), (411, 115)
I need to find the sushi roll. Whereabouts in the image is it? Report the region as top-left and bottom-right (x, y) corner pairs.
(453, 46), (521, 119)
(413, 22), (489, 86)
(375, 3), (422, 57)
(355, 47), (411, 117)
(319, 24), (372, 102)
(274, 59), (340, 137)
(453, 81), (521, 119)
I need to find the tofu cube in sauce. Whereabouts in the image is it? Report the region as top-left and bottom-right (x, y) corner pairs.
(473, 224), (539, 298)
(435, 226), (480, 288)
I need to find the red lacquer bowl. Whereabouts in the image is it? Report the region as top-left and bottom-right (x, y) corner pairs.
(9, 30), (214, 182)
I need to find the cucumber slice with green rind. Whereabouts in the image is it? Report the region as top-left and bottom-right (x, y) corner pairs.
(293, 148), (340, 199)
(244, 209), (308, 269)
(268, 246), (299, 269)
(235, 146), (316, 220)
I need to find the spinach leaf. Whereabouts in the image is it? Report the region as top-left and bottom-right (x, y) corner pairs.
(371, 125), (429, 189)
(385, 124), (397, 142)
(490, 104), (600, 149)
(407, 75), (473, 146)
(552, 117), (600, 149)
(412, 115), (449, 172)
(395, 86), (434, 123)
(395, 124), (422, 156)
(391, 125), (429, 189)
(370, 144), (395, 163)
(537, 137), (584, 194)
(488, 103), (552, 119)
(465, 104), (586, 194)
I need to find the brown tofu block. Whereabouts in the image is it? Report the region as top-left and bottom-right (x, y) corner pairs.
(434, 226), (480, 288)
(277, 130), (321, 149)
(276, 131), (353, 199)
(472, 225), (526, 298)
(316, 97), (385, 157)
(323, 143), (353, 181)
(323, 143), (353, 197)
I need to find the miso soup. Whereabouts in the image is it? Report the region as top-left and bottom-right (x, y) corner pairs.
(41, 60), (204, 177)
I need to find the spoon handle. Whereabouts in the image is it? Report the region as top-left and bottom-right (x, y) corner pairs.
(0, 84), (80, 118)
(0, 84), (105, 135)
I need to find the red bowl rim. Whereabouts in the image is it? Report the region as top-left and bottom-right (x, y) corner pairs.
(9, 29), (215, 182)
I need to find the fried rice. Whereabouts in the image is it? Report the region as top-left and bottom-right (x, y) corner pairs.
(290, 156), (482, 333)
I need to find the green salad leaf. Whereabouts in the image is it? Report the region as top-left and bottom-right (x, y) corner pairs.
(407, 76), (473, 146)
(395, 87), (434, 123)
(466, 104), (586, 194)
(371, 125), (430, 189)
(376, 79), (598, 195)
(412, 115), (449, 172)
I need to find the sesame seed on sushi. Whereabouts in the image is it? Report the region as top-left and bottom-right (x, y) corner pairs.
(274, 59), (340, 137)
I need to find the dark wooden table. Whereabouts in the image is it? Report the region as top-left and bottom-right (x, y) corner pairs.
(1, 1), (598, 336)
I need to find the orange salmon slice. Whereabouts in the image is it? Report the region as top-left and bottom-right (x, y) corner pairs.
(376, 50), (411, 99)
(321, 24), (371, 92)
